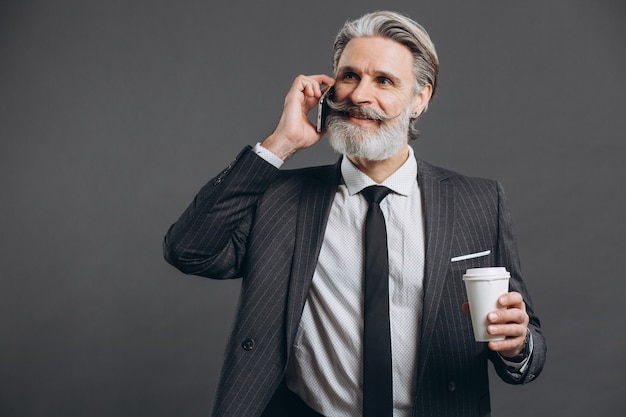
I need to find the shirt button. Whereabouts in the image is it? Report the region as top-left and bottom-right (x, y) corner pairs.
(447, 381), (456, 392)
(241, 338), (255, 351)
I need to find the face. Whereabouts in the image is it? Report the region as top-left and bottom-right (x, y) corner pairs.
(326, 36), (430, 161)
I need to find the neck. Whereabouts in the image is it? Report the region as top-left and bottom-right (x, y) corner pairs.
(347, 143), (410, 184)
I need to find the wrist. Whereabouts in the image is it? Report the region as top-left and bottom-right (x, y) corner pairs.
(261, 134), (299, 161)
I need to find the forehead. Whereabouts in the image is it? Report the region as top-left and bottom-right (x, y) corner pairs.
(336, 36), (415, 79)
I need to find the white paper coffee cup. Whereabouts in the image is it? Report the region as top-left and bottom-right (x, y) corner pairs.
(463, 267), (511, 342)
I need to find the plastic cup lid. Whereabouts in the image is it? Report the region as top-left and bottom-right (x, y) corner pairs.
(463, 267), (510, 280)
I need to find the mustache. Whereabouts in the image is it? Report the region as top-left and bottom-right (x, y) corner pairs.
(325, 97), (396, 122)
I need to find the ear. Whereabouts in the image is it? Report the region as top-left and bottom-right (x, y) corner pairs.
(411, 83), (433, 117)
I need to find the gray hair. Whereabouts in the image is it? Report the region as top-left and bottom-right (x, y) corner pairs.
(331, 11), (439, 139)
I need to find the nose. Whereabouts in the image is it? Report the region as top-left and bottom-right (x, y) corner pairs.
(349, 80), (375, 105)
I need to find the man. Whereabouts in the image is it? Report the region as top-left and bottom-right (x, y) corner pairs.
(163, 10), (546, 417)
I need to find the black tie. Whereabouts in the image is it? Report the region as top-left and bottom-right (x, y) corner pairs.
(361, 185), (393, 417)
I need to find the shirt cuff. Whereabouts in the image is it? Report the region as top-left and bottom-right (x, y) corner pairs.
(499, 331), (534, 380)
(253, 142), (284, 169)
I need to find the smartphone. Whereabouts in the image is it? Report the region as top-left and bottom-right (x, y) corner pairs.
(316, 86), (334, 133)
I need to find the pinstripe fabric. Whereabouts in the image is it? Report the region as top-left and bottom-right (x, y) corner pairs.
(163, 146), (546, 417)
(285, 166), (340, 356)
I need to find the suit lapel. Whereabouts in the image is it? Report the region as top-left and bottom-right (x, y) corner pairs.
(415, 159), (455, 387)
(285, 159), (342, 353)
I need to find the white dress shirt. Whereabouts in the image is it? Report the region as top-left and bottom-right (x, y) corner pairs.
(281, 147), (424, 417)
(252, 143), (530, 416)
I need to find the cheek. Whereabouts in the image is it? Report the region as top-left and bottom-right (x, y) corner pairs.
(332, 84), (352, 102)
(378, 97), (404, 115)
(384, 91), (417, 114)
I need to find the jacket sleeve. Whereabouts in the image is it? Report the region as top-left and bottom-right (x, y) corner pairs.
(489, 181), (547, 384)
(162, 146), (280, 279)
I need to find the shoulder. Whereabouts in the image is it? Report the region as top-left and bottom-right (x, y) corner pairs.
(417, 158), (498, 184)
(416, 158), (502, 197)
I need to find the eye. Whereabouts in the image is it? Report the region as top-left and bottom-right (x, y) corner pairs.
(377, 77), (393, 86)
(341, 72), (358, 81)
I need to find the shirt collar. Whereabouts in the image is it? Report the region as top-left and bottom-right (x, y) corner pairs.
(341, 146), (418, 197)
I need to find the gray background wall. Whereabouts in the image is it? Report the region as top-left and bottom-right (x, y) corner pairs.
(1, 0), (624, 416)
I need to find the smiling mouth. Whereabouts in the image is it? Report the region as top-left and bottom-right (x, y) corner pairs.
(346, 110), (380, 123)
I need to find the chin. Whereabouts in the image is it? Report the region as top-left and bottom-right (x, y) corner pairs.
(328, 135), (404, 161)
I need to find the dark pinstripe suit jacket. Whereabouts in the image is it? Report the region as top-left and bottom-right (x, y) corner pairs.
(163, 146), (546, 417)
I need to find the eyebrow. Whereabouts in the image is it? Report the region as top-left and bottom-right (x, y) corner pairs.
(337, 66), (403, 85)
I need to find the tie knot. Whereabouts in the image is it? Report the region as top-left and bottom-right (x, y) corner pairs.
(361, 185), (392, 205)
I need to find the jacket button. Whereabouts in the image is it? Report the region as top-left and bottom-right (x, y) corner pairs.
(447, 381), (456, 392)
(212, 164), (233, 186)
(242, 338), (255, 351)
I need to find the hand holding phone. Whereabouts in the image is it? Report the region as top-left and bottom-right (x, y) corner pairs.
(262, 75), (335, 161)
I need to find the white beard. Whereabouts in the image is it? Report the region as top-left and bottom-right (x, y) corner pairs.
(326, 108), (411, 161)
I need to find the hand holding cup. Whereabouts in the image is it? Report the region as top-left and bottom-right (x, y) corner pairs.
(462, 267), (529, 357)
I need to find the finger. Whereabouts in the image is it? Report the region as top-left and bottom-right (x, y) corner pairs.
(487, 322), (527, 339)
(488, 325), (528, 355)
(487, 331), (526, 353)
(488, 308), (528, 325)
(309, 74), (336, 91)
(283, 76), (321, 115)
(294, 76), (319, 96)
(303, 80), (316, 98)
(497, 291), (524, 308)
(294, 74), (335, 98)
(461, 302), (470, 316)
